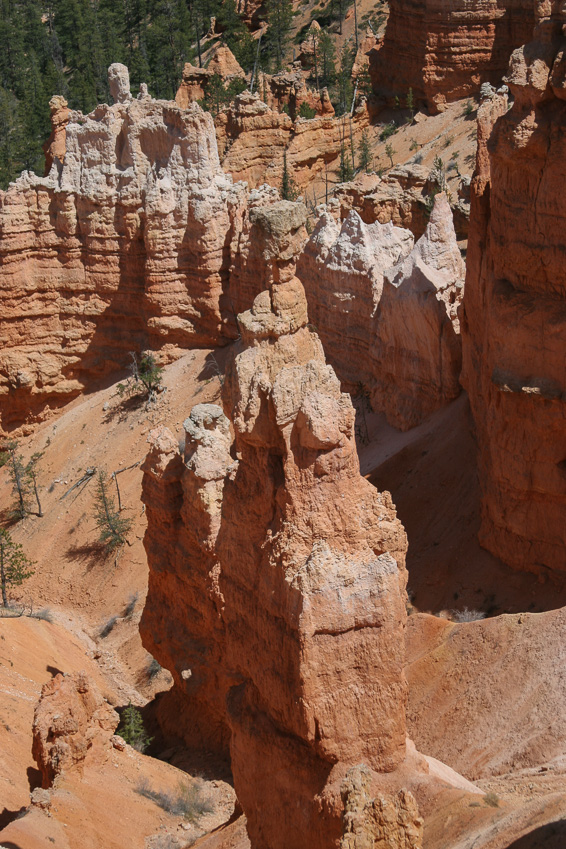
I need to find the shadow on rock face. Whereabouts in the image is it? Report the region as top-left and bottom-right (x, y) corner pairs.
(505, 821), (566, 849)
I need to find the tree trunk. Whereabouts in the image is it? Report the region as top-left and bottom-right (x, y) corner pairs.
(1, 544), (7, 607)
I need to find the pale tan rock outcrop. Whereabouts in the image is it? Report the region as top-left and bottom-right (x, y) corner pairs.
(369, 0), (535, 112)
(298, 192), (464, 429)
(32, 671), (118, 788)
(340, 765), (423, 849)
(43, 95), (69, 175)
(141, 199), (412, 848)
(462, 6), (566, 573)
(0, 63), (249, 433)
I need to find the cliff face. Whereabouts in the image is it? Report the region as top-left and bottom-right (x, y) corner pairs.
(370, 0), (535, 112)
(0, 63), (247, 434)
(298, 193), (464, 430)
(141, 200), (413, 847)
(215, 91), (369, 191)
(462, 3), (566, 574)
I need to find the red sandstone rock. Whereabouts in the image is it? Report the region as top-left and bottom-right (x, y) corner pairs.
(0, 63), (249, 434)
(298, 192), (464, 429)
(255, 69), (335, 119)
(141, 199), (413, 848)
(32, 671), (118, 788)
(216, 91), (368, 191)
(462, 8), (566, 574)
(369, 0), (535, 112)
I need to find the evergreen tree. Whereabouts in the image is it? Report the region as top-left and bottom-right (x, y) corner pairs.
(358, 129), (371, 173)
(385, 141), (395, 167)
(335, 44), (355, 116)
(117, 702), (152, 751)
(339, 141), (353, 182)
(280, 151), (298, 200)
(265, 0), (293, 71)
(0, 441), (31, 520)
(0, 529), (35, 608)
(217, 0), (255, 71)
(316, 30), (336, 88)
(94, 470), (133, 552)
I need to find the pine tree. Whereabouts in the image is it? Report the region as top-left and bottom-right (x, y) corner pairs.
(358, 129), (371, 173)
(385, 141), (395, 167)
(339, 142), (353, 182)
(118, 702), (152, 751)
(265, 0), (293, 71)
(317, 30), (336, 88)
(94, 470), (133, 552)
(0, 529), (35, 608)
(281, 151), (298, 200)
(406, 87), (415, 121)
(0, 441), (31, 520)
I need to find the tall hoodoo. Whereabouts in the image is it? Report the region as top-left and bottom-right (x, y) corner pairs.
(462, 4), (566, 573)
(0, 63), (247, 434)
(141, 200), (411, 847)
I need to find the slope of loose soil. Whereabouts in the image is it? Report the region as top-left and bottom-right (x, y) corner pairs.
(0, 349), (227, 700)
(0, 617), (236, 849)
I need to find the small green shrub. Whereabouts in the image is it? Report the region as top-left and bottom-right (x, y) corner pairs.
(118, 703), (152, 752)
(298, 102), (316, 119)
(100, 614), (119, 638)
(379, 121), (397, 141)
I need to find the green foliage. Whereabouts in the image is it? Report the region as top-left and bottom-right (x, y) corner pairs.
(315, 29), (336, 88)
(93, 470), (132, 552)
(0, 442), (43, 520)
(0, 529), (35, 608)
(298, 101), (316, 119)
(200, 73), (246, 116)
(339, 142), (353, 182)
(216, 0), (255, 70)
(463, 99), (475, 117)
(118, 702), (152, 752)
(281, 151), (298, 200)
(334, 44), (355, 116)
(265, 0), (293, 71)
(385, 141), (395, 167)
(379, 121), (397, 141)
(357, 128), (371, 173)
(117, 351), (164, 403)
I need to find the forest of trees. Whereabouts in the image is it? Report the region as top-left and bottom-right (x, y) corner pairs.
(0, 0), (258, 188)
(0, 0), (369, 189)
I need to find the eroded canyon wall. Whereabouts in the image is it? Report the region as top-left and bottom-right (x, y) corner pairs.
(141, 201), (415, 848)
(298, 192), (465, 430)
(462, 2), (566, 573)
(0, 64), (247, 434)
(370, 0), (535, 112)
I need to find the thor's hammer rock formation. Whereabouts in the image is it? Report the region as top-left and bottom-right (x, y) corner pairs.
(141, 200), (416, 848)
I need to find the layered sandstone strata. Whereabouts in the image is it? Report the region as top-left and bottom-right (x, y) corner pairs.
(141, 200), (413, 847)
(0, 63), (248, 433)
(462, 5), (566, 573)
(298, 192), (464, 429)
(369, 0), (535, 112)
(216, 90), (369, 190)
